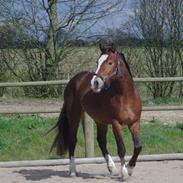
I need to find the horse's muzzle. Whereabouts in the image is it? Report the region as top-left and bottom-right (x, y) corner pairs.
(91, 73), (111, 93)
(91, 75), (105, 93)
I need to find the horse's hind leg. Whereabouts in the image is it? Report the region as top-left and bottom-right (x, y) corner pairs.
(96, 123), (118, 175)
(127, 120), (142, 176)
(67, 105), (82, 176)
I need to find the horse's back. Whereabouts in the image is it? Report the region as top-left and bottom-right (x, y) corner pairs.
(63, 71), (92, 104)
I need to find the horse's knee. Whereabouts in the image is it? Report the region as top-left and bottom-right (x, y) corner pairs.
(128, 144), (142, 168)
(135, 144), (142, 154)
(133, 135), (142, 156)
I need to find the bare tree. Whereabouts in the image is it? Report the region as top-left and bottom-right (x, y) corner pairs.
(0, 53), (8, 97)
(0, 0), (124, 97)
(134, 0), (183, 98)
(165, 0), (183, 96)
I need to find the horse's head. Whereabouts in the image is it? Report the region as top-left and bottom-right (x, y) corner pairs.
(91, 43), (122, 93)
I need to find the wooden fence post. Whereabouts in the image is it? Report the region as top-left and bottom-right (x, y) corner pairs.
(82, 113), (94, 157)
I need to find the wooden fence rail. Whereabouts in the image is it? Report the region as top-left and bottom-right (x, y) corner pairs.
(0, 77), (183, 88)
(0, 77), (183, 158)
(0, 106), (183, 114)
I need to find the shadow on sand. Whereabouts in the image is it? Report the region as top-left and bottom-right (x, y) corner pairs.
(13, 169), (120, 181)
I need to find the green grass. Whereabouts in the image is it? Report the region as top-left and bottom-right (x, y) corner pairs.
(0, 115), (183, 161)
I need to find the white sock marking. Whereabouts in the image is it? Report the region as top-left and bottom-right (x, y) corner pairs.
(105, 154), (116, 168)
(121, 164), (129, 180)
(69, 156), (76, 176)
(105, 154), (118, 175)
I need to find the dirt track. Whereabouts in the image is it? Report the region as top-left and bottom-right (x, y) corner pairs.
(0, 100), (183, 124)
(0, 161), (183, 183)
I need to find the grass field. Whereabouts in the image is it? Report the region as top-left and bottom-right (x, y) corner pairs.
(0, 115), (183, 161)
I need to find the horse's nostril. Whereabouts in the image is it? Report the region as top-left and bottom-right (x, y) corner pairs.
(94, 80), (99, 88)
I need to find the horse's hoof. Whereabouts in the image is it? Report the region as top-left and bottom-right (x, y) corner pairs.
(121, 164), (129, 180)
(108, 165), (119, 176)
(126, 164), (134, 176)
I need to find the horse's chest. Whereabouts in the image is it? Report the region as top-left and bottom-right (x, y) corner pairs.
(81, 95), (116, 123)
(111, 97), (139, 123)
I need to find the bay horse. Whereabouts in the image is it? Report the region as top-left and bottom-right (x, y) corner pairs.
(51, 43), (142, 180)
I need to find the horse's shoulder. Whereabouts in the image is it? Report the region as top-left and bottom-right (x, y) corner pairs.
(70, 71), (92, 83)
(66, 71), (92, 90)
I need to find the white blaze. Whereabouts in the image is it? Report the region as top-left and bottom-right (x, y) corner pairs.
(95, 54), (109, 73)
(91, 54), (108, 92)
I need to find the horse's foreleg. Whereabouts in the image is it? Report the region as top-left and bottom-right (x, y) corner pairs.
(112, 121), (128, 180)
(96, 123), (118, 175)
(127, 121), (142, 176)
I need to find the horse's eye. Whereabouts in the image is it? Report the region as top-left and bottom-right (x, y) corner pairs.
(108, 61), (113, 65)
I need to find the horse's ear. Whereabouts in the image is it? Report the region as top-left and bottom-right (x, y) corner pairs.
(110, 42), (117, 53)
(99, 43), (106, 53)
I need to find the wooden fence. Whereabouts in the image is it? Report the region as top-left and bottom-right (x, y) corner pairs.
(0, 105), (183, 115)
(0, 77), (183, 157)
(0, 77), (183, 88)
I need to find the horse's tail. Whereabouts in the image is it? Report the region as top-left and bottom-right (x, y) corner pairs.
(51, 103), (69, 156)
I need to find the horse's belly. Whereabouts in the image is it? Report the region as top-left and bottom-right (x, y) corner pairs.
(81, 90), (141, 124)
(83, 104), (115, 123)
(84, 106), (139, 125)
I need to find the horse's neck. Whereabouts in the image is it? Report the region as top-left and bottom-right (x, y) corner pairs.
(114, 62), (135, 96)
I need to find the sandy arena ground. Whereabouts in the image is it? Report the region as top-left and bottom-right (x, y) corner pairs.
(0, 161), (183, 183)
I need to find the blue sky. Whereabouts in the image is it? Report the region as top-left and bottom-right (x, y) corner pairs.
(85, 0), (135, 35)
(56, 0), (135, 36)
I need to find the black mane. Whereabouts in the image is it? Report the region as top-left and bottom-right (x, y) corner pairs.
(118, 52), (132, 77)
